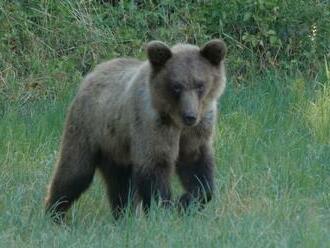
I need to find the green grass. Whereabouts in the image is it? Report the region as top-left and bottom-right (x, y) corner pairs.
(1, 1), (330, 247)
(1, 73), (329, 247)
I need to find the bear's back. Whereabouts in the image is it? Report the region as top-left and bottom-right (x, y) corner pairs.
(67, 58), (146, 165)
(79, 58), (143, 100)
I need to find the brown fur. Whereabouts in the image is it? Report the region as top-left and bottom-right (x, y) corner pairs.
(45, 39), (227, 221)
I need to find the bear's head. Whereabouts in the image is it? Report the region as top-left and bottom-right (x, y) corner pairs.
(147, 39), (227, 127)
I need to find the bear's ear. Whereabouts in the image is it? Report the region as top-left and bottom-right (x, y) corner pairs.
(200, 39), (227, 66)
(147, 41), (172, 68)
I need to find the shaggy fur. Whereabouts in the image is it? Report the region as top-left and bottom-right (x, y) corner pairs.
(45, 39), (227, 221)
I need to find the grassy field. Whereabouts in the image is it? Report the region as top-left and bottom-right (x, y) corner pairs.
(1, 1), (330, 247)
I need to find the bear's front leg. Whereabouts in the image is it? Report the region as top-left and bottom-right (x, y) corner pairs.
(131, 114), (180, 213)
(133, 163), (172, 212)
(176, 144), (214, 211)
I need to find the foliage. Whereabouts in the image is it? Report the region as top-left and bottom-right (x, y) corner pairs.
(1, 0), (329, 89)
(195, 0), (330, 74)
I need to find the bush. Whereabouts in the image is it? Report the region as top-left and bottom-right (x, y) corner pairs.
(195, 0), (330, 75)
(0, 0), (329, 89)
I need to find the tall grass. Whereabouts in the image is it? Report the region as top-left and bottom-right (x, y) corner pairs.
(1, 72), (329, 247)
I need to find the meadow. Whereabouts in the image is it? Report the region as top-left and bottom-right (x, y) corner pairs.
(1, 1), (329, 247)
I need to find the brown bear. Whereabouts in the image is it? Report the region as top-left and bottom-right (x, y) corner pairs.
(45, 39), (227, 221)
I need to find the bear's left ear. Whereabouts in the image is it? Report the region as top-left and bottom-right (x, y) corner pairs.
(200, 39), (227, 66)
(147, 41), (172, 68)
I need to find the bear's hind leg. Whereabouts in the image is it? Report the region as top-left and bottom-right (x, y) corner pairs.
(45, 131), (96, 222)
(99, 161), (133, 219)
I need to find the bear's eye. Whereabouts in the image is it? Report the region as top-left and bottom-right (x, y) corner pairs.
(196, 82), (205, 95)
(196, 84), (204, 92)
(171, 83), (183, 95)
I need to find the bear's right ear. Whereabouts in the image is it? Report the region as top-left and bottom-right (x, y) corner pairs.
(147, 41), (172, 68)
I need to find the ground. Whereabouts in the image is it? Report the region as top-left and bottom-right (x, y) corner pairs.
(1, 72), (329, 247)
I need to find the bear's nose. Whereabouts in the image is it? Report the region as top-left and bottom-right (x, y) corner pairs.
(182, 113), (197, 126)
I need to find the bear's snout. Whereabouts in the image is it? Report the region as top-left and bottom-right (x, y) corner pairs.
(182, 112), (197, 126)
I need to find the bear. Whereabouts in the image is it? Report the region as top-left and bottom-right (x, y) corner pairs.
(45, 39), (227, 221)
